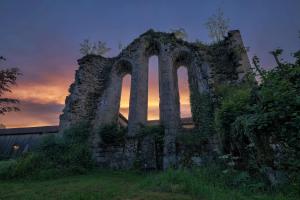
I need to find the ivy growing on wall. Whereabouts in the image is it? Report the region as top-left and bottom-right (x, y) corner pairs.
(134, 125), (165, 169)
(188, 34), (246, 138)
(190, 90), (215, 136)
(97, 124), (127, 145)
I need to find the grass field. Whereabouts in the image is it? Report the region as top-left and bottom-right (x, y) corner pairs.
(0, 169), (297, 200)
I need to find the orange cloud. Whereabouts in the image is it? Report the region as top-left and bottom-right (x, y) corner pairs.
(0, 100), (63, 128)
(0, 72), (73, 128)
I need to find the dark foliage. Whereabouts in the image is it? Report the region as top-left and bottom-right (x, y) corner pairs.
(215, 50), (300, 185)
(0, 123), (93, 179)
(137, 125), (164, 141)
(190, 91), (215, 135)
(136, 125), (165, 169)
(97, 124), (126, 145)
(0, 57), (21, 115)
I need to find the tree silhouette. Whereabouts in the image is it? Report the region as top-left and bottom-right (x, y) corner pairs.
(205, 8), (230, 42)
(80, 39), (111, 56)
(270, 48), (283, 67)
(170, 28), (188, 40)
(0, 56), (21, 115)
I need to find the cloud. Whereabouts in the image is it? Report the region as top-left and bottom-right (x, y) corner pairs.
(0, 63), (73, 128)
(0, 100), (63, 128)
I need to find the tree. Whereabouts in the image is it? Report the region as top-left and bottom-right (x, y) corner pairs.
(0, 57), (21, 115)
(294, 32), (300, 65)
(205, 8), (230, 42)
(270, 48), (283, 67)
(170, 28), (188, 40)
(94, 41), (111, 56)
(294, 50), (300, 65)
(80, 39), (111, 56)
(252, 55), (265, 80)
(79, 39), (93, 55)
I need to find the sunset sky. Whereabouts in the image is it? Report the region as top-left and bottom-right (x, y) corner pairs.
(0, 0), (299, 128)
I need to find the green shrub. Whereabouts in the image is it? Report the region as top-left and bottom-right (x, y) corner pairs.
(215, 55), (300, 182)
(11, 153), (46, 178)
(137, 125), (164, 141)
(177, 128), (210, 146)
(214, 84), (253, 160)
(98, 124), (126, 145)
(63, 123), (91, 143)
(37, 123), (93, 169)
(0, 123), (93, 179)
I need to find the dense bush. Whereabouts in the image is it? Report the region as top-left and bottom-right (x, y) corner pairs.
(37, 124), (93, 170)
(177, 128), (210, 147)
(97, 124), (126, 145)
(0, 123), (93, 179)
(137, 125), (164, 141)
(215, 84), (253, 164)
(215, 52), (300, 184)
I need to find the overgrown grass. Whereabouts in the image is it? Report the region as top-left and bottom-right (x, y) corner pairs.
(140, 168), (299, 200)
(0, 164), (298, 200)
(0, 169), (192, 200)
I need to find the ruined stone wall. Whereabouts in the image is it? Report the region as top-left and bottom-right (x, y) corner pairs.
(59, 56), (113, 129)
(59, 29), (251, 169)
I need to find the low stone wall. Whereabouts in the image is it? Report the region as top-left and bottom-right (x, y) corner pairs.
(94, 144), (127, 169)
(94, 127), (219, 170)
(177, 134), (220, 168)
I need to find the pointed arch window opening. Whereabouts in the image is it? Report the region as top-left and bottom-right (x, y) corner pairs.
(119, 74), (131, 119)
(177, 66), (192, 119)
(148, 55), (160, 121)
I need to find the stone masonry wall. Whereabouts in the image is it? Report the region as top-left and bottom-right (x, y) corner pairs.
(59, 29), (251, 170)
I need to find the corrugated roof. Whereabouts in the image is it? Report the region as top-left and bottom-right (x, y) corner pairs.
(0, 126), (59, 136)
(0, 117), (193, 136)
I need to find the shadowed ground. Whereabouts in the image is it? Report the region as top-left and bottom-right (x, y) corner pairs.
(0, 171), (192, 200)
(0, 169), (294, 200)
